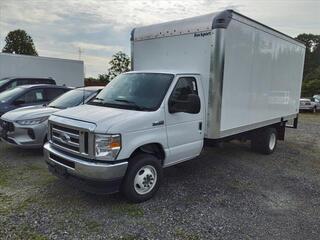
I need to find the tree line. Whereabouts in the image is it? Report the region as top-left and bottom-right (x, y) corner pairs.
(2, 29), (320, 96)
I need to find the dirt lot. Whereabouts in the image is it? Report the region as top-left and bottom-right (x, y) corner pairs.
(0, 113), (320, 240)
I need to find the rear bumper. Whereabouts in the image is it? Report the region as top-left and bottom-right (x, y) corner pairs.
(44, 143), (128, 193)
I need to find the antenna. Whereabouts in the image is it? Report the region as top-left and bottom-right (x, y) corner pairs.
(83, 87), (85, 105)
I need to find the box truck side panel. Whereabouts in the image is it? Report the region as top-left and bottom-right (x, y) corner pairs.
(220, 19), (305, 134)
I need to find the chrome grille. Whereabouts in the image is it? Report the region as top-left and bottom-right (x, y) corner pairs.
(50, 123), (88, 155)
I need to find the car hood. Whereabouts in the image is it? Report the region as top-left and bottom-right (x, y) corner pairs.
(1, 105), (60, 121)
(52, 104), (163, 133)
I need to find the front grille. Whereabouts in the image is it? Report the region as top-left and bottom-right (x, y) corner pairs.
(0, 119), (15, 132)
(50, 123), (89, 155)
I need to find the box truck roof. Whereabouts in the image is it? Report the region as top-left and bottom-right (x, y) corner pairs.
(131, 9), (305, 48)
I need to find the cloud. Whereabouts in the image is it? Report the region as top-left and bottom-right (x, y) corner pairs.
(72, 42), (124, 52)
(0, 0), (319, 77)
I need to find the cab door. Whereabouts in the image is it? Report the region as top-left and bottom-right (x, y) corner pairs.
(164, 75), (205, 166)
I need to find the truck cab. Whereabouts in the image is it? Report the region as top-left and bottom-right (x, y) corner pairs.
(44, 71), (205, 202)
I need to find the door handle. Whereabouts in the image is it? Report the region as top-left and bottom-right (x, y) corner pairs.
(152, 120), (164, 126)
(199, 122), (202, 131)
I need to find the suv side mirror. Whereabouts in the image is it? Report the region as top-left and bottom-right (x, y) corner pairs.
(169, 94), (201, 114)
(13, 99), (25, 106)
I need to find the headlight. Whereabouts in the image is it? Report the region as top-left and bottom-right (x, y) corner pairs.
(16, 116), (49, 126)
(95, 134), (121, 160)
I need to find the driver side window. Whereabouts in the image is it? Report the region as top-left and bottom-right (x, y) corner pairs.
(6, 80), (17, 90)
(169, 77), (199, 113)
(171, 77), (198, 101)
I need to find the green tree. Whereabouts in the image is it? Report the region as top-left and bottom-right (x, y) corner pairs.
(107, 51), (130, 80)
(295, 34), (320, 78)
(2, 29), (38, 56)
(295, 34), (320, 96)
(98, 74), (110, 83)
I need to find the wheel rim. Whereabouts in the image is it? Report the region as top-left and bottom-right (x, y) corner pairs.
(134, 165), (157, 195)
(269, 133), (276, 150)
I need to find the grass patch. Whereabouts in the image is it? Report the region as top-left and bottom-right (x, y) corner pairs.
(227, 179), (255, 191)
(113, 235), (139, 240)
(86, 220), (102, 232)
(0, 193), (13, 214)
(299, 112), (320, 124)
(174, 228), (200, 240)
(111, 203), (144, 217)
(0, 166), (10, 187)
(8, 224), (48, 240)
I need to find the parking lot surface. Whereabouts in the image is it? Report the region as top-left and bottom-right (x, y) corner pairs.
(1, 113), (320, 240)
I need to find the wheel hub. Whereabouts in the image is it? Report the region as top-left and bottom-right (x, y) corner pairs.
(269, 133), (276, 150)
(134, 165), (157, 195)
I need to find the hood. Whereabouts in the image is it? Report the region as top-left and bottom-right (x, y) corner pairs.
(52, 104), (163, 133)
(1, 105), (60, 121)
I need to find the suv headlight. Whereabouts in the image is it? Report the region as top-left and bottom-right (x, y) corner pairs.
(95, 134), (121, 160)
(16, 116), (49, 126)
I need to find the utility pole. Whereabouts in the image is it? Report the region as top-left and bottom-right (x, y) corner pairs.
(78, 47), (83, 60)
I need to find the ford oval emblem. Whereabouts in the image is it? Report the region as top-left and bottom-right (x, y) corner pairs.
(60, 133), (71, 143)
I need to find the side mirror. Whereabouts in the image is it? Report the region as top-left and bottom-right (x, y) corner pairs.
(13, 99), (25, 106)
(169, 94), (200, 114)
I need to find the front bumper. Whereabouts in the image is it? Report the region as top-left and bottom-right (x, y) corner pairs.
(44, 143), (128, 192)
(0, 120), (47, 148)
(299, 106), (314, 111)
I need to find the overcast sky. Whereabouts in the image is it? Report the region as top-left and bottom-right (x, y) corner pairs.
(0, 0), (319, 77)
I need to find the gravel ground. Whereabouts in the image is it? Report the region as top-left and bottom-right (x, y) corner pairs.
(0, 113), (320, 240)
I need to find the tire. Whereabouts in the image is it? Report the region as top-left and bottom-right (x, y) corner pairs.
(121, 153), (163, 203)
(312, 107), (316, 113)
(251, 127), (278, 155)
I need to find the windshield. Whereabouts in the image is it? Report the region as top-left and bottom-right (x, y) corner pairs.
(0, 87), (25, 103)
(89, 73), (174, 111)
(49, 89), (95, 109)
(0, 79), (10, 88)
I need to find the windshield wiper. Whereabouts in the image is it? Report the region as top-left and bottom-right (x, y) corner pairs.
(93, 97), (105, 102)
(114, 99), (149, 111)
(48, 105), (62, 109)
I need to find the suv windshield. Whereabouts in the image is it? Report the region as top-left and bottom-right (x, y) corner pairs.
(89, 73), (174, 111)
(0, 87), (25, 103)
(0, 79), (10, 88)
(49, 89), (94, 109)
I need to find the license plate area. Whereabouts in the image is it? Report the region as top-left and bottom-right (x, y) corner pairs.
(49, 164), (68, 178)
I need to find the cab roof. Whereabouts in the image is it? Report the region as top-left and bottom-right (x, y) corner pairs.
(126, 70), (200, 76)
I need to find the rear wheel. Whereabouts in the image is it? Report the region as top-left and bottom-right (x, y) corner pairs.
(121, 153), (163, 203)
(251, 127), (278, 154)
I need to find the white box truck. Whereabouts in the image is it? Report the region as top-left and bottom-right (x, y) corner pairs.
(0, 53), (84, 87)
(44, 10), (305, 202)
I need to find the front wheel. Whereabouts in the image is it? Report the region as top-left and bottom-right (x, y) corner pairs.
(121, 153), (163, 203)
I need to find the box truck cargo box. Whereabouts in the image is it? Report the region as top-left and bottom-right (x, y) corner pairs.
(43, 10), (306, 202)
(0, 53), (84, 87)
(131, 10), (305, 139)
